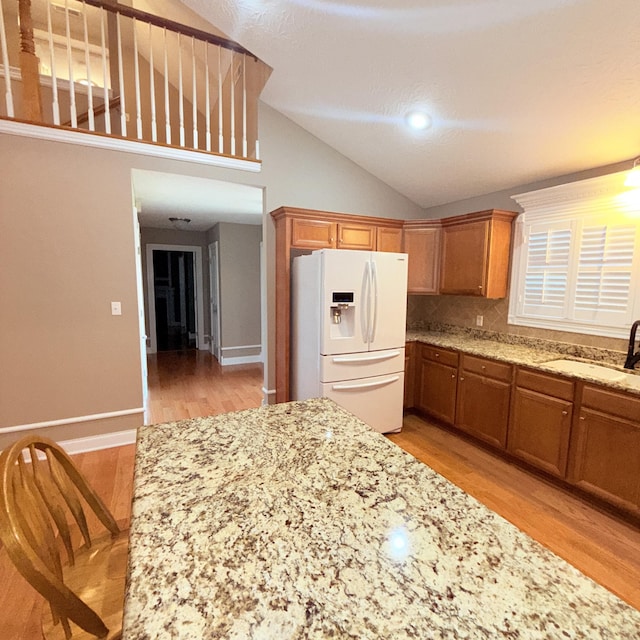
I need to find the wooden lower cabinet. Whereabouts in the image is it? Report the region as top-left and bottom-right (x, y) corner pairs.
(508, 369), (574, 478)
(417, 345), (458, 424)
(404, 342), (416, 409)
(410, 341), (640, 520)
(567, 385), (640, 514)
(455, 355), (512, 449)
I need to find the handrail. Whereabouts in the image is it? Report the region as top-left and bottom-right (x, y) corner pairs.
(63, 95), (121, 128)
(82, 0), (259, 60)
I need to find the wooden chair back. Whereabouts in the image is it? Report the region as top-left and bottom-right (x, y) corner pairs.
(0, 436), (128, 639)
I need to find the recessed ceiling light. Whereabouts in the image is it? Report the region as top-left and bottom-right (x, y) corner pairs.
(405, 110), (431, 131)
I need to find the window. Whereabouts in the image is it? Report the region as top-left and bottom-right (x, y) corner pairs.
(509, 171), (640, 339)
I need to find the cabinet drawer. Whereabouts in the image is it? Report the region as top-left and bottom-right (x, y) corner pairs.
(461, 354), (512, 382)
(516, 368), (574, 401)
(320, 348), (405, 383)
(420, 344), (459, 368)
(581, 385), (640, 423)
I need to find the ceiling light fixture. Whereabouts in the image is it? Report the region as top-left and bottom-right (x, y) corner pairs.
(405, 110), (431, 131)
(624, 157), (640, 187)
(168, 216), (191, 230)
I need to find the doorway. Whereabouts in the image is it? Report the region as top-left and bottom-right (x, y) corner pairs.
(153, 250), (196, 351)
(145, 243), (205, 354)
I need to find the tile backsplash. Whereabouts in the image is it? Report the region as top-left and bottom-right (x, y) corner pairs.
(407, 295), (629, 354)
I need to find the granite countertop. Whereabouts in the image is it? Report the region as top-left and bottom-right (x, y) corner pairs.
(406, 329), (640, 396)
(123, 398), (640, 639)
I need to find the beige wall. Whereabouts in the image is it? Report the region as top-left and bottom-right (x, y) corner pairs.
(208, 223), (262, 357)
(420, 159), (633, 220)
(0, 137), (143, 449)
(0, 100), (424, 447)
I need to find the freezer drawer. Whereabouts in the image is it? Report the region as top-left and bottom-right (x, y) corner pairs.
(320, 347), (405, 383)
(322, 372), (405, 434)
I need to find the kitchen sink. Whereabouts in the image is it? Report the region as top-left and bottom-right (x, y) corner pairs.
(543, 359), (640, 389)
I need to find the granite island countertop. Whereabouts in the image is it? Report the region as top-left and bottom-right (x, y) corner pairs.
(407, 328), (640, 396)
(123, 398), (640, 639)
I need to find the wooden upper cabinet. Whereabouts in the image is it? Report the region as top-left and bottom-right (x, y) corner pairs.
(291, 218), (337, 249)
(336, 222), (376, 250)
(403, 224), (440, 294)
(439, 209), (518, 298)
(376, 226), (403, 253)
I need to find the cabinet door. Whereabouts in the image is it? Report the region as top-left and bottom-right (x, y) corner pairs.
(404, 342), (415, 409)
(337, 222), (376, 250)
(508, 387), (572, 477)
(377, 227), (403, 253)
(291, 218), (336, 249)
(440, 221), (488, 295)
(567, 408), (640, 513)
(403, 227), (440, 294)
(417, 356), (457, 424)
(456, 370), (511, 448)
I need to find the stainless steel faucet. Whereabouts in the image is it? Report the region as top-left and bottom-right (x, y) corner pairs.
(624, 320), (640, 370)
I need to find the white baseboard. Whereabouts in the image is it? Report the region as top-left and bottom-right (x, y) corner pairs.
(220, 344), (262, 366)
(21, 428), (138, 461)
(221, 354), (263, 365)
(2, 408), (144, 434)
(61, 429), (138, 455)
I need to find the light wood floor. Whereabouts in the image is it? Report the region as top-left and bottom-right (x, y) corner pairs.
(144, 350), (264, 424)
(2, 359), (639, 637)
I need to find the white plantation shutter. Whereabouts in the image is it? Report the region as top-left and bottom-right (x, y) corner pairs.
(513, 211), (639, 335)
(522, 223), (572, 318)
(574, 222), (637, 324)
(510, 171), (640, 338)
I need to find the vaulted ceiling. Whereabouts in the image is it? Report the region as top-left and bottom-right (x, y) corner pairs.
(176, 0), (640, 209)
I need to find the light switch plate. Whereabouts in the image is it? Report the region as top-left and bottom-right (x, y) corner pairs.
(476, 315), (484, 327)
(111, 301), (122, 316)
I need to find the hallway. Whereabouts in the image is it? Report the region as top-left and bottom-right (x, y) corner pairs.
(144, 350), (263, 424)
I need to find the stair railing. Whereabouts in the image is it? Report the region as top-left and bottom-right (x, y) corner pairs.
(0, 0), (267, 160)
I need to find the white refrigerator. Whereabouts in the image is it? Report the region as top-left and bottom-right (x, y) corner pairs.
(291, 249), (408, 433)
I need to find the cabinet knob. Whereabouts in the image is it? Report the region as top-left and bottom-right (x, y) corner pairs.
(451, 374), (456, 379)
(460, 376), (465, 381)
(562, 410), (568, 416)
(481, 365), (486, 370)
(435, 353), (439, 357)
(579, 416), (585, 421)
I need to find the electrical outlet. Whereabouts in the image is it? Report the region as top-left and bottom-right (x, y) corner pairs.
(111, 301), (122, 316)
(476, 315), (484, 327)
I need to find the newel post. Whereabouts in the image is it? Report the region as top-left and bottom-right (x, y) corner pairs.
(18, 0), (42, 121)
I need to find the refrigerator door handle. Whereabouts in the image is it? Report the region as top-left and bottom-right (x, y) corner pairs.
(331, 376), (400, 391)
(362, 261), (371, 343)
(332, 350), (401, 363)
(370, 260), (378, 344)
